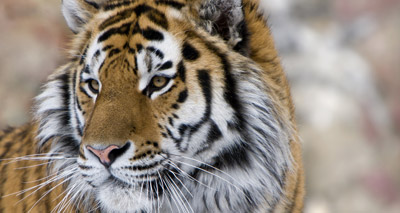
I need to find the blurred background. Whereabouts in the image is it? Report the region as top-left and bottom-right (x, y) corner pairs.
(0, 0), (399, 212)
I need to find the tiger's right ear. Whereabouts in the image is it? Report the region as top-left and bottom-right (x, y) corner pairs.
(62, 0), (107, 33)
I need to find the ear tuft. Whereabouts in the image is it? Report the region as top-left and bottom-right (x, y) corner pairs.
(62, 0), (106, 33)
(197, 0), (249, 55)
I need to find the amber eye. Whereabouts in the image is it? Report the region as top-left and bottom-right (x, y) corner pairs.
(87, 79), (100, 94)
(152, 76), (168, 88)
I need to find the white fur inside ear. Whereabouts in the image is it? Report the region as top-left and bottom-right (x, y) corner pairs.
(62, 0), (100, 33)
(62, 0), (87, 33)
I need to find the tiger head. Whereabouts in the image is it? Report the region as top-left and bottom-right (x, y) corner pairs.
(35, 0), (294, 212)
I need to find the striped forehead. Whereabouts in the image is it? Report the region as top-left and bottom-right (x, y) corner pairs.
(82, 2), (184, 83)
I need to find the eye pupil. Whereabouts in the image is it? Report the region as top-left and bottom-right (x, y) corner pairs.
(153, 76), (167, 87)
(88, 79), (99, 93)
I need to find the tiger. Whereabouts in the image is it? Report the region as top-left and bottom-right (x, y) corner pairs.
(0, 0), (304, 212)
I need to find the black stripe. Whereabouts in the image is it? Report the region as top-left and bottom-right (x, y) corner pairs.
(136, 44), (144, 52)
(147, 46), (164, 59)
(195, 121), (222, 155)
(197, 69), (211, 115)
(173, 70), (212, 151)
(98, 23), (131, 42)
(82, 65), (90, 74)
(155, 0), (184, 9)
(182, 42), (200, 61)
(177, 61), (185, 82)
(84, 0), (100, 9)
(168, 117), (174, 126)
(99, 8), (135, 30)
(102, 45), (114, 51)
(147, 10), (169, 29)
(212, 139), (250, 170)
(158, 61), (172, 70)
(205, 41), (244, 130)
(56, 73), (71, 127)
(142, 28), (164, 41)
(93, 50), (100, 59)
(103, 0), (133, 11)
(133, 4), (153, 16)
(177, 89), (188, 103)
(109, 48), (121, 57)
(73, 69), (83, 137)
(79, 86), (91, 98)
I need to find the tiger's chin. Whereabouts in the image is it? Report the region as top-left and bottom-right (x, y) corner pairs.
(95, 181), (157, 213)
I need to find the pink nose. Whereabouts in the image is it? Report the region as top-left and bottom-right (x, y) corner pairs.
(86, 143), (131, 166)
(87, 145), (119, 164)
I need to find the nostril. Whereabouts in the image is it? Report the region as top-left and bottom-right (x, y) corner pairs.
(87, 142), (130, 167)
(108, 142), (130, 164)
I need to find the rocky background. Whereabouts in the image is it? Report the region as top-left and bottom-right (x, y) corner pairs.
(0, 0), (399, 212)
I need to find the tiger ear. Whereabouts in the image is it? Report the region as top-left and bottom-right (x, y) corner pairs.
(195, 0), (249, 55)
(62, 0), (107, 33)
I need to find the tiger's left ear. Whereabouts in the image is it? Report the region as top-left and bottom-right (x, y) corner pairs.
(193, 0), (249, 55)
(62, 0), (107, 33)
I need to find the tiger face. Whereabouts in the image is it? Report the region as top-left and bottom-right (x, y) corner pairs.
(75, 3), (238, 210)
(34, 0), (298, 212)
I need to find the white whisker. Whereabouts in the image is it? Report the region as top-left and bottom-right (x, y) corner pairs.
(167, 174), (193, 213)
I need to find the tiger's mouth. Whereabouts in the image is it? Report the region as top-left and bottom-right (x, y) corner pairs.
(79, 158), (168, 188)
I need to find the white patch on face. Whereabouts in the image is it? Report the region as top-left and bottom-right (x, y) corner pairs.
(86, 36), (105, 79)
(97, 185), (154, 213)
(136, 31), (182, 98)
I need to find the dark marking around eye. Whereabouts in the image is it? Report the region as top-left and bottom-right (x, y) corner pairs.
(177, 61), (186, 82)
(182, 42), (199, 61)
(98, 23), (131, 42)
(147, 47), (164, 59)
(75, 97), (82, 111)
(142, 28), (164, 41)
(79, 86), (91, 98)
(98, 61), (105, 74)
(158, 61), (172, 70)
(177, 89), (188, 103)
